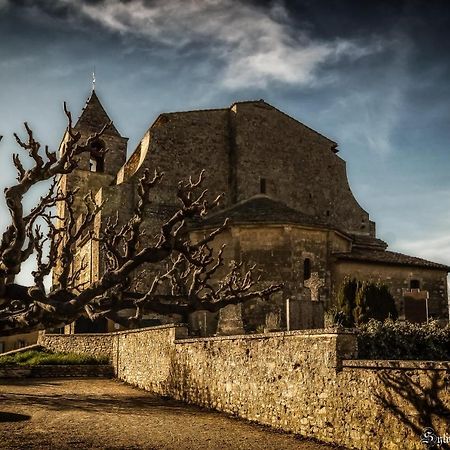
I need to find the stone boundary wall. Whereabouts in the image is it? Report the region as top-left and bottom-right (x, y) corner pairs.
(38, 331), (114, 359)
(40, 326), (450, 450)
(0, 364), (113, 378)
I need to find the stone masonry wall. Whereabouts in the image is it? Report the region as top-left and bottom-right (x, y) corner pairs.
(122, 101), (372, 237)
(38, 332), (113, 359)
(231, 102), (371, 236)
(190, 224), (342, 331)
(332, 261), (449, 320)
(40, 325), (450, 449)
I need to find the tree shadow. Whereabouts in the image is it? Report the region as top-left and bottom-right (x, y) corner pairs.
(0, 380), (206, 417)
(375, 369), (450, 449)
(0, 411), (31, 422)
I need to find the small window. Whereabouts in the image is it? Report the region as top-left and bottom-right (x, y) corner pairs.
(0, 342), (4, 353)
(410, 279), (421, 290)
(326, 210), (330, 217)
(260, 177), (266, 194)
(89, 138), (106, 173)
(303, 258), (311, 280)
(90, 155), (104, 172)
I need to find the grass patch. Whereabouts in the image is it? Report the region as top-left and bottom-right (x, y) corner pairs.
(0, 350), (109, 367)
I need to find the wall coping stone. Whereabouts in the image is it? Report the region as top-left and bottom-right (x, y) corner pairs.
(175, 327), (356, 344)
(43, 323), (188, 338)
(43, 325), (355, 342)
(343, 359), (450, 370)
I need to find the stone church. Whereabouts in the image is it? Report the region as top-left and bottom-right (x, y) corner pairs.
(57, 90), (449, 335)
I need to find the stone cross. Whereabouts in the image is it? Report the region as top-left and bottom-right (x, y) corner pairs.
(304, 272), (325, 302)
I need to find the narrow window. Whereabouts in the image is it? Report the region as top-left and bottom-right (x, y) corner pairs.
(260, 177), (266, 194)
(89, 138), (105, 173)
(90, 155), (104, 172)
(410, 279), (421, 289)
(303, 258), (311, 281)
(0, 342), (4, 353)
(326, 210), (330, 217)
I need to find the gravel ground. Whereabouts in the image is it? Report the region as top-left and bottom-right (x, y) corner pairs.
(0, 378), (339, 450)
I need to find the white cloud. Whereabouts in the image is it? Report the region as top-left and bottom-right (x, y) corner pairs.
(323, 34), (411, 156)
(393, 234), (450, 267)
(74, 0), (380, 89)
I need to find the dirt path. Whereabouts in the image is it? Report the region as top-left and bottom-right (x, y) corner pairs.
(0, 378), (338, 450)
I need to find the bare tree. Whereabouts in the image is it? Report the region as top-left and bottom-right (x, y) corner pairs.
(0, 105), (282, 335)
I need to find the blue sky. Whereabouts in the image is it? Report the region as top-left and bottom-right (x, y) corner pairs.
(1, 0), (450, 286)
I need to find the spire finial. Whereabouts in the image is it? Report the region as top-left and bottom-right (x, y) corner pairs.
(92, 67), (96, 92)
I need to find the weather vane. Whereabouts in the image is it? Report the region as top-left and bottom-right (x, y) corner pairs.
(92, 68), (96, 91)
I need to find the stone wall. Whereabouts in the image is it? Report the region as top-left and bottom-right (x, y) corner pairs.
(190, 224), (345, 331)
(230, 102), (371, 236)
(122, 101), (371, 236)
(38, 332), (113, 359)
(332, 260), (449, 320)
(40, 326), (450, 449)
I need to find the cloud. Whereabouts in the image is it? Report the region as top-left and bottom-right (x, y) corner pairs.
(320, 33), (411, 156)
(0, 0), (9, 9)
(393, 234), (450, 267)
(46, 0), (382, 89)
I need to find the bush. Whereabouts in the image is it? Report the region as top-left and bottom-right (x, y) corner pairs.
(357, 319), (450, 360)
(336, 278), (359, 327)
(335, 278), (397, 326)
(0, 350), (109, 367)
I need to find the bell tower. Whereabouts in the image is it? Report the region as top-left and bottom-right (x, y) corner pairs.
(57, 90), (128, 221)
(53, 90), (128, 299)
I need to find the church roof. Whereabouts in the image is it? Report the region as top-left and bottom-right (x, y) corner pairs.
(194, 195), (328, 229)
(75, 90), (120, 135)
(350, 234), (388, 250)
(333, 249), (450, 271)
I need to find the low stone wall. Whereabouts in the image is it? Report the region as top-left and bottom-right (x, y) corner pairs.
(38, 332), (113, 359)
(0, 364), (113, 378)
(40, 326), (450, 450)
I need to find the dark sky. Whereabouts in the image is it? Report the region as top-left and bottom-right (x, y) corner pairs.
(1, 0), (450, 284)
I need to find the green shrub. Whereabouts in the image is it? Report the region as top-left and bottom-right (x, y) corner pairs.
(0, 350), (109, 367)
(357, 319), (450, 360)
(336, 277), (359, 327)
(335, 278), (397, 326)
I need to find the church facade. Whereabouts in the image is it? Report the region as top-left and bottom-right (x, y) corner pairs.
(56, 91), (449, 334)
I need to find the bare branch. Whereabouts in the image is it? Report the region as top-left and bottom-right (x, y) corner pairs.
(0, 107), (281, 335)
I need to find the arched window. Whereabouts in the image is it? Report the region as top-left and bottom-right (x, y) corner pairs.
(303, 258), (311, 280)
(89, 138), (105, 173)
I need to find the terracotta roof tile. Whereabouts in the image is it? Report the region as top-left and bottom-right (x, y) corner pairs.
(333, 249), (450, 271)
